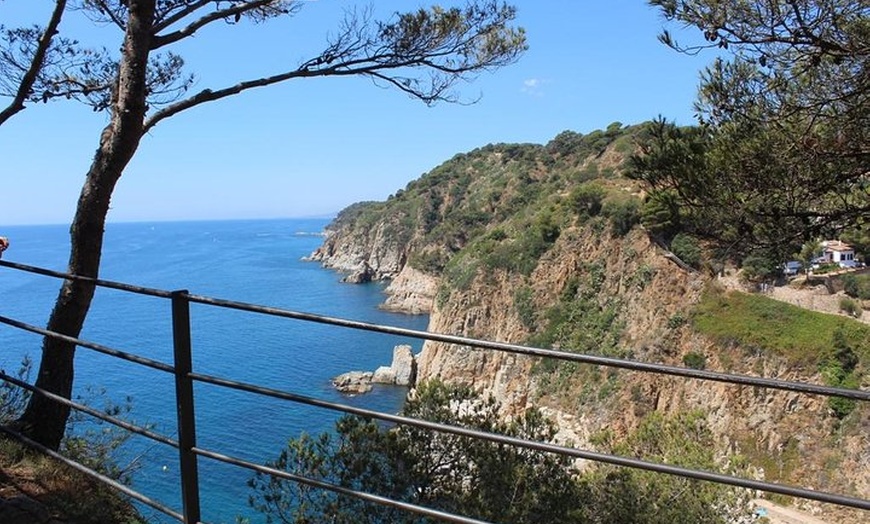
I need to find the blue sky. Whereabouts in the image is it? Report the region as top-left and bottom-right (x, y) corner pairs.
(1, 1), (712, 226)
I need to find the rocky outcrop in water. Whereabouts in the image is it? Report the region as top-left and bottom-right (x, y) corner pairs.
(331, 371), (374, 394)
(332, 345), (418, 394)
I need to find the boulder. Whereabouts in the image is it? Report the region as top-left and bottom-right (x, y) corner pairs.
(332, 371), (373, 394)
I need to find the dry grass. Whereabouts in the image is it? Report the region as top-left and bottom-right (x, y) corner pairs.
(0, 435), (145, 524)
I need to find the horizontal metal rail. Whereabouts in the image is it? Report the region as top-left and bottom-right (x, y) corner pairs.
(0, 425), (184, 522)
(0, 371), (178, 448)
(185, 293), (870, 402)
(192, 371), (870, 511)
(193, 446), (495, 524)
(0, 315), (176, 375)
(0, 260), (173, 299)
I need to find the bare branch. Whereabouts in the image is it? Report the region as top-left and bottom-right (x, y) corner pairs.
(76, 0), (128, 31)
(152, 0), (300, 50)
(152, 0), (211, 33)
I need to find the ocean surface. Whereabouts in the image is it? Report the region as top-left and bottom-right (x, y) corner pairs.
(0, 218), (430, 523)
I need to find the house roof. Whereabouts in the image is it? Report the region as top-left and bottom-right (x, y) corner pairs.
(822, 240), (853, 252)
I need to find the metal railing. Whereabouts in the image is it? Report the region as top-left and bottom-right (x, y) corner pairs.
(0, 259), (868, 524)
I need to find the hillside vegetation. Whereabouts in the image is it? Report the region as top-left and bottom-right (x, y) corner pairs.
(313, 122), (869, 522)
(325, 121), (645, 277)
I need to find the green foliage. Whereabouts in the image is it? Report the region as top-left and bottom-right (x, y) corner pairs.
(842, 274), (870, 300)
(1, 362), (138, 484)
(327, 123), (648, 298)
(820, 329), (861, 418)
(638, 1), (870, 255)
(442, 253), (479, 291)
(0, 438), (146, 524)
(545, 123), (629, 163)
(813, 262), (840, 275)
(667, 313), (687, 329)
(693, 288), (870, 368)
(602, 197), (641, 237)
(639, 189), (682, 240)
(408, 249), (449, 273)
(838, 297), (862, 318)
(248, 380), (582, 523)
(532, 264), (625, 396)
(580, 410), (745, 524)
(0, 368), (145, 523)
(569, 182), (606, 218)
(841, 227), (870, 261)
(479, 211), (561, 276)
(251, 384), (743, 524)
(682, 352), (706, 370)
(630, 264), (656, 291)
(797, 240), (822, 271)
(514, 284), (536, 330)
(670, 233), (701, 268)
(62, 387), (141, 485)
(740, 253), (780, 282)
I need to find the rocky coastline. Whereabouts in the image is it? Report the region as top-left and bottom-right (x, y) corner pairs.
(306, 228), (437, 314)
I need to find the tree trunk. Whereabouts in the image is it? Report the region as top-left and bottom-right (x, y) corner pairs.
(17, 0), (156, 450)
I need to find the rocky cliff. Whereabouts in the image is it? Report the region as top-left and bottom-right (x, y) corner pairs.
(309, 124), (869, 521)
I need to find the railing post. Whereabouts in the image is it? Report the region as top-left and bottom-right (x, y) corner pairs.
(172, 290), (202, 524)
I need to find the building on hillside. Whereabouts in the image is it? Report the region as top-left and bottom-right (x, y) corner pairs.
(819, 240), (857, 268)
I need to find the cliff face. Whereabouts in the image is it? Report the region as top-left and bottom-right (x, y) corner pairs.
(307, 203), (438, 309)
(308, 209), (408, 280)
(418, 225), (702, 416)
(309, 124), (869, 520)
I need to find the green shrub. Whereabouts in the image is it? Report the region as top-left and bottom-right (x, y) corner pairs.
(682, 352), (706, 370)
(574, 164), (600, 182)
(603, 198), (641, 236)
(842, 274), (870, 300)
(821, 329), (860, 418)
(408, 249), (449, 273)
(514, 285), (536, 330)
(481, 213), (561, 276)
(813, 262), (839, 274)
(668, 313), (687, 329)
(569, 183), (605, 218)
(640, 190), (682, 239)
(839, 297), (862, 318)
(670, 233), (701, 268)
(631, 264), (656, 290)
(0, 357), (32, 424)
(741, 253), (779, 282)
(443, 254), (478, 291)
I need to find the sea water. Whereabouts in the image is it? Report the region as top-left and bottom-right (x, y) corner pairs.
(0, 218), (429, 523)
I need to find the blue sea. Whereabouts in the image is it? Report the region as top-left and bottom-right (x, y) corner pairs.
(0, 218), (429, 523)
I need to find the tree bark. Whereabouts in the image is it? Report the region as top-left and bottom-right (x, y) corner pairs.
(17, 0), (156, 450)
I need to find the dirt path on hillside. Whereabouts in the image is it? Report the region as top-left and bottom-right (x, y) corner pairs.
(752, 499), (831, 524)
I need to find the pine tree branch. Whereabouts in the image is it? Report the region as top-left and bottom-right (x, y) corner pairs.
(151, 0), (294, 50)
(0, 0), (67, 125)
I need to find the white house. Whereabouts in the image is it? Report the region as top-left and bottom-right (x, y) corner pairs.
(820, 240), (857, 268)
